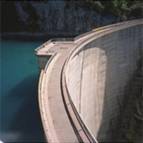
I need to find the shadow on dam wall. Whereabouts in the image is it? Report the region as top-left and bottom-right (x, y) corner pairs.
(117, 60), (143, 142)
(118, 41), (143, 142)
(97, 60), (143, 142)
(96, 34), (143, 142)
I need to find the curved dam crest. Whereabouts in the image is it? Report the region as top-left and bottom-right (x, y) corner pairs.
(36, 19), (143, 142)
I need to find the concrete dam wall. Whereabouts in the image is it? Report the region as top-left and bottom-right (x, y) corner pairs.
(65, 24), (143, 141)
(36, 19), (143, 142)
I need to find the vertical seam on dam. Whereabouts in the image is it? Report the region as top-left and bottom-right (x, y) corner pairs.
(79, 51), (85, 114)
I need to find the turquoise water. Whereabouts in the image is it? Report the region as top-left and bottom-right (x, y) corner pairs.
(0, 40), (45, 142)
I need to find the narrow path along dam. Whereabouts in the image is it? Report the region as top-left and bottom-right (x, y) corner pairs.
(35, 19), (143, 143)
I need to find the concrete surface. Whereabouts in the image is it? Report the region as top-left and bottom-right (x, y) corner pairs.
(36, 19), (143, 143)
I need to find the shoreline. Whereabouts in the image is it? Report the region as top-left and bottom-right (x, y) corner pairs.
(0, 32), (78, 41)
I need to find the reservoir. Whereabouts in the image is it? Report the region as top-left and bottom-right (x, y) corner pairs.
(0, 40), (45, 142)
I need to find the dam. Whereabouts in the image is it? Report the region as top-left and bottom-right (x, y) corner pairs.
(35, 19), (143, 142)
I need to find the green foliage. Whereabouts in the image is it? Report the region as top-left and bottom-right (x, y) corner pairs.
(82, 0), (143, 20)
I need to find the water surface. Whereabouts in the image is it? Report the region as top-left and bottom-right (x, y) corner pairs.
(0, 40), (45, 142)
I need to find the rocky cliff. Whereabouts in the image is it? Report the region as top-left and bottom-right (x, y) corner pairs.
(1, 1), (143, 38)
(1, 1), (117, 37)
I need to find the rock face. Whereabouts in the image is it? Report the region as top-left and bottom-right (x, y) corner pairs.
(1, 1), (117, 36)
